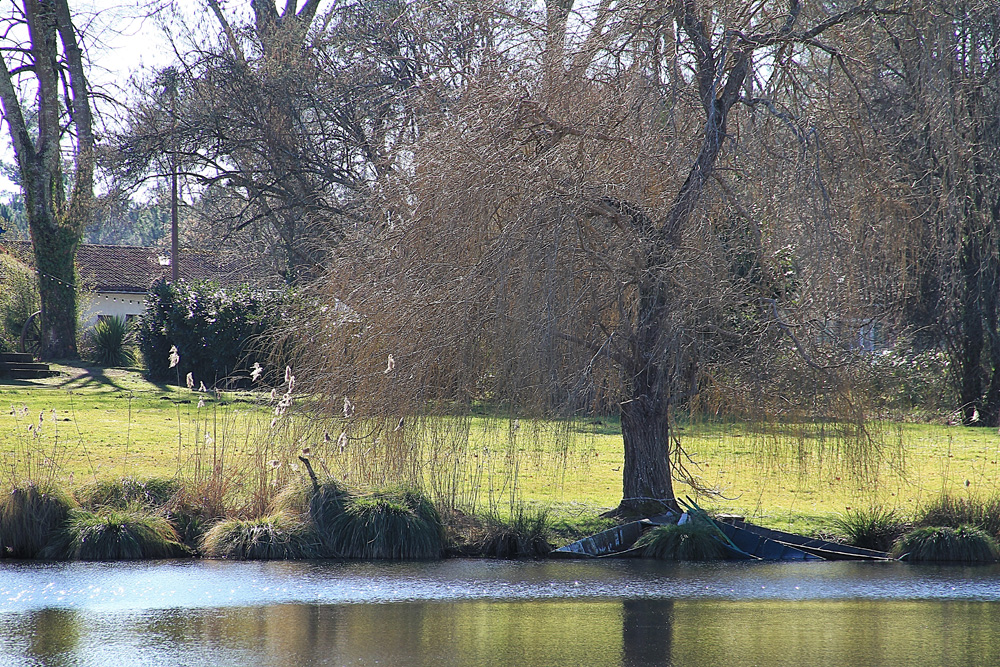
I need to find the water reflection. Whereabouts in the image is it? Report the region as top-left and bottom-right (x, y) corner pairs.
(7, 599), (1000, 667)
(623, 599), (674, 666)
(5, 560), (1000, 666)
(16, 608), (81, 667)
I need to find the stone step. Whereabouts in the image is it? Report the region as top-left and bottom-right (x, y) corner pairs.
(9, 369), (60, 379)
(0, 352), (35, 363)
(0, 355), (60, 379)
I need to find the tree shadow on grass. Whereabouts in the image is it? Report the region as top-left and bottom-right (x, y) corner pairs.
(0, 361), (173, 395)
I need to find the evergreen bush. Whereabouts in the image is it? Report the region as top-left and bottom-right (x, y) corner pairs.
(88, 316), (135, 367)
(0, 253), (39, 352)
(137, 279), (285, 385)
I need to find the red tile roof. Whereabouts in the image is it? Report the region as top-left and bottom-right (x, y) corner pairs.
(1, 241), (273, 293)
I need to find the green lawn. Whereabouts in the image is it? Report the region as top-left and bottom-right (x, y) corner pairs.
(2, 363), (997, 538)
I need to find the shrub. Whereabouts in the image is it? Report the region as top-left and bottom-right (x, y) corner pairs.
(891, 525), (1000, 563)
(43, 507), (190, 561)
(0, 483), (75, 558)
(76, 477), (181, 511)
(477, 505), (553, 559)
(88, 316), (135, 367)
(200, 514), (319, 560)
(326, 488), (444, 560)
(136, 279), (286, 385)
(916, 495), (1000, 538)
(834, 505), (905, 552)
(0, 253), (38, 352)
(866, 347), (955, 417)
(634, 522), (727, 561)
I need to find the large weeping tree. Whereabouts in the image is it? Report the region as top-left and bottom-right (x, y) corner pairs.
(0, 0), (94, 359)
(299, 0), (894, 514)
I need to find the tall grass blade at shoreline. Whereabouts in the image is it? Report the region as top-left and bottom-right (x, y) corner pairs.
(834, 505), (905, 552)
(476, 505), (553, 559)
(0, 483), (76, 558)
(916, 495), (1000, 538)
(325, 488), (444, 560)
(42, 507), (190, 561)
(75, 477), (181, 510)
(891, 525), (1000, 563)
(200, 514), (320, 560)
(634, 523), (727, 561)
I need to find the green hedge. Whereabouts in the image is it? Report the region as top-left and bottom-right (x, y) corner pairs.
(137, 279), (285, 385)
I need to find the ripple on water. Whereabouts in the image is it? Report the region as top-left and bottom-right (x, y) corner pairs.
(3, 559), (1000, 613)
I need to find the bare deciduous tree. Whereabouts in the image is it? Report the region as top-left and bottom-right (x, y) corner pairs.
(115, 0), (503, 283)
(0, 0), (95, 358)
(867, 1), (1000, 425)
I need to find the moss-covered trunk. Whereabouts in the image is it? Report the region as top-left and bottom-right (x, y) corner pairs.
(0, 0), (93, 360)
(30, 220), (80, 359)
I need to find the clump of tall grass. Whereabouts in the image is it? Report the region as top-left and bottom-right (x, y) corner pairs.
(891, 525), (1000, 563)
(43, 507), (189, 561)
(88, 316), (135, 367)
(75, 477), (181, 511)
(200, 514), (319, 560)
(273, 477), (350, 526)
(325, 487), (444, 560)
(476, 505), (553, 559)
(634, 522), (727, 561)
(915, 495), (1000, 537)
(0, 483), (76, 558)
(834, 505), (905, 552)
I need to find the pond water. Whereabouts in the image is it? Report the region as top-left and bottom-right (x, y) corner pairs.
(3, 559), (1000, 666)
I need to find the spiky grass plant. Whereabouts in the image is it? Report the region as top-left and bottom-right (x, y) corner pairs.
(326, 488), (444, 560)
(200, 514), (320, 560)
(477, 505), (553, 559)
(0, 483), (76, 558)
(76, 477), (181, 511)
(891, 525), (1000, 563)
(90, 316), (134, 367)
(634, 522), (728, 561)
(916, 495), (1000, 537)
(834, 505), (905, 552)
(43, 507), (190, 561)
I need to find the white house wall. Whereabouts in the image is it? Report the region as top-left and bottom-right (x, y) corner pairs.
(79, 292), (147, 328)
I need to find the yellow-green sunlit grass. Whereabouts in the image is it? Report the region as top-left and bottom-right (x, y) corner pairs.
(2, 363), (998, 537)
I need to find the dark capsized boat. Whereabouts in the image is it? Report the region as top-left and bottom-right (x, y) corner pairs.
(550, 511), (891, 561)
(714, 517), (890, 561)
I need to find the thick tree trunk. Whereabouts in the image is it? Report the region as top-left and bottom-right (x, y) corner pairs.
(619, 386), (677, 515)
(31, 221), (80, 359)
(615, 266), (681, 515)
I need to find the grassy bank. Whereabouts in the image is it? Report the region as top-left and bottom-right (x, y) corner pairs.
(2, 363), (998, 540)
